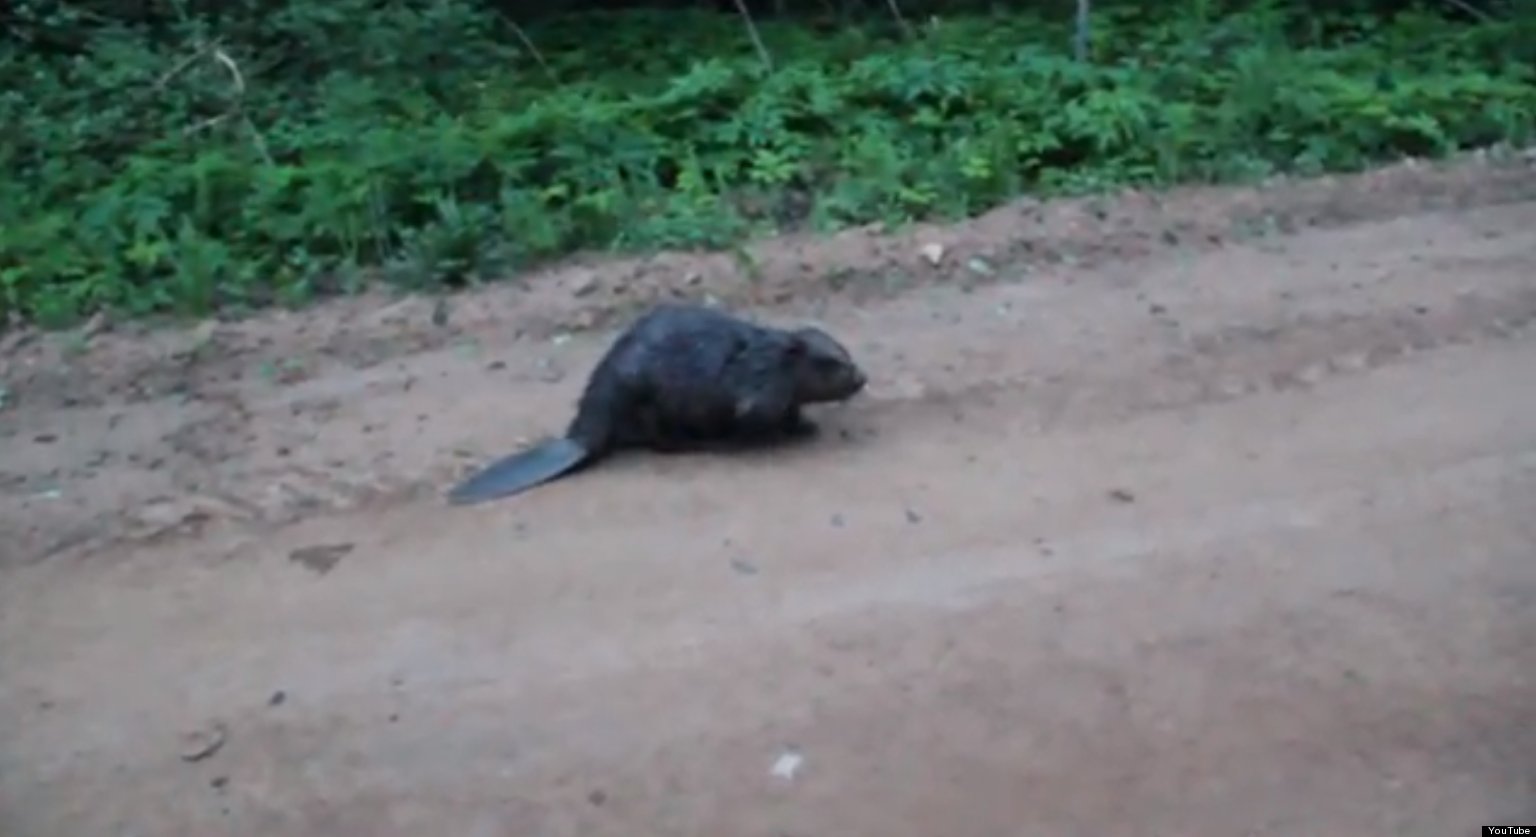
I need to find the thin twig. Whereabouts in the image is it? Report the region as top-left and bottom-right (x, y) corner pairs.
(883, 0), (914, 39)
(183, 113), (232, 135)
(729, 0), (774, 72)
(242, 118), (274, 166)
(209, 47), (274, 166)
(1074, 0), (1092, 62)
(1440, 0), (1493, 21)
(499, 15), (558, 85)
(210, 48), (246, 96)
(153, 38), (219, 92)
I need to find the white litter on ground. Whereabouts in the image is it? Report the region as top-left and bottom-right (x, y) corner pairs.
(770, 750), (803, 780)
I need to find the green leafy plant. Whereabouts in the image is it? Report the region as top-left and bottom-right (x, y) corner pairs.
(2, 0), (1533, 326)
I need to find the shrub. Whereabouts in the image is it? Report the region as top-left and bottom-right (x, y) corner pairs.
(2, 0), (1532, 326)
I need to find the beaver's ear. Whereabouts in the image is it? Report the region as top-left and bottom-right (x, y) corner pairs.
(785, 333), (808, 357)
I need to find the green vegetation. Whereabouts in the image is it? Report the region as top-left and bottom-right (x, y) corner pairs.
(3, 0), (1533, 327)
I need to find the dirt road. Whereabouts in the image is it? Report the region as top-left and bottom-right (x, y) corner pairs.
(2, 160), (1534, 835)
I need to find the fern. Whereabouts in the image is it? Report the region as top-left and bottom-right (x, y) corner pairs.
(2, 0), (1532, 325)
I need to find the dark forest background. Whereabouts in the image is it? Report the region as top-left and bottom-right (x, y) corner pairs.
(3, 0), (1532, 325)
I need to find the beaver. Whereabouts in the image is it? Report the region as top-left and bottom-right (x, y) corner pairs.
(446, 303), (867, 505)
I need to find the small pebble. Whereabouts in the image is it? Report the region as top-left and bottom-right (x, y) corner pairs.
(268, 690), (286, 707)
(905, 508), (922, 524)
(1108, 488), (1136, 504)
(179, 721), (227, 762)
(288, 543), (352, 575)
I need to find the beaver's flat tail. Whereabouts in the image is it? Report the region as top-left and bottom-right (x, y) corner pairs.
(446, 437), (591, 505)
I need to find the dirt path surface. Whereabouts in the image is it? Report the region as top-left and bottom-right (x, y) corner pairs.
(2, 157), (1535, 835)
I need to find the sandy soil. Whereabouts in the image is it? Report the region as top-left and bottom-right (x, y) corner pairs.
(2, 151), (1534, 836)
